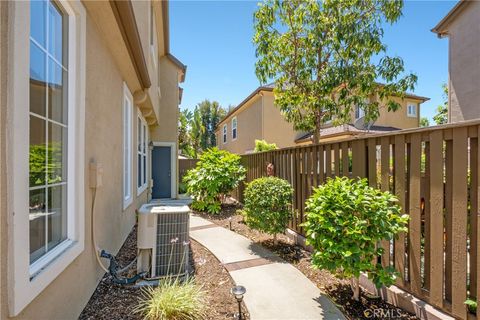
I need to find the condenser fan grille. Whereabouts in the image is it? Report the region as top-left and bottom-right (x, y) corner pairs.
(155, 211), (190, 277)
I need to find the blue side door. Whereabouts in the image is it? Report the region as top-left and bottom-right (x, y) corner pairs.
(152, 146), (171, 198)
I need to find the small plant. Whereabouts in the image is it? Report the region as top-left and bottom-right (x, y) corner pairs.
(253, 139), (278, 153)
(465, 298), (477, 314)
(134, 277), (207, 320)
(241, 176), (293, 244)
(184, 147), (246, 214)
(178, 182), (187, 195)
(303, 177), (408, 301)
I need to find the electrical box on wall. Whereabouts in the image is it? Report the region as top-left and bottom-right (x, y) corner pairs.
(89, 161), (104, 188)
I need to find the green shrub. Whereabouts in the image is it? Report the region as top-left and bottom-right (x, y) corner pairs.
(465, 299), (477, 314)
(241, 176), (293, 244)
(178, 182), (187, 195)
(134, 277), (207, 320)
(184, 148), (245, 214)
(303, 176), (408, 300)
(253, 139), (278, 153)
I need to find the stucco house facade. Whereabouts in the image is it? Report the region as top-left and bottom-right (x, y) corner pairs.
(432, 0), (480, 123)
(216, 84), (428, 154)
(0, 0), (185, 318)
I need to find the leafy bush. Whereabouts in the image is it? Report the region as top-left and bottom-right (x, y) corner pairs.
(254, 139), (278, 153)
(134, 277), (207, 320)
(178, 182), (187, 195)
(184, 148), (245, 214)
(303, 177), (408, 300)
(241, 177), (293, 244)
(465, 299), (477, 314)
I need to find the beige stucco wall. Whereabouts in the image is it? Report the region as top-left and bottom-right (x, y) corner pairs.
(367, 97), (422, 129)
(262, 92), (299, 148)
(1, 5), (152, 319)
(446, 1), (480, 122)
(218, 95), (263, 154)
(149, 56), (181, 197)
(131, 0), (161, 124)
(1, 1), (8, 318)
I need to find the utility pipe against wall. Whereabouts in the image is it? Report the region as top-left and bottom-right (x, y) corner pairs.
(89, 161), (143, 283)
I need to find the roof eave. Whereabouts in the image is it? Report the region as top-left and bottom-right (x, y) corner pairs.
(432, 0), (470, 36)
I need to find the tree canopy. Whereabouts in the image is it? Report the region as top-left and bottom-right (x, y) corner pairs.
(253, 0), (417, 143)
(178, 100), (226, 158)
(433, 83), (448, 125)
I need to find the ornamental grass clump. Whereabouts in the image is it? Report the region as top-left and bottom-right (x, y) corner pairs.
(184, 147), (246, 214)
(241, 176), (293, 244)
(303, 176), (408, 301)
(134, 277), (207, 320)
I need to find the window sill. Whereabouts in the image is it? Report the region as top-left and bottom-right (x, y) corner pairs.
(123, 196), (133, 210)
(29, 239), (76, 278)
(407, 114), (417, 118)
(137, 184), (148, 197)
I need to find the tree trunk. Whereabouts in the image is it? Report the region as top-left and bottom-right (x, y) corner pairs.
(273, 234), (278, 246)
(350, 277), (360, 301)
(312, 111), (322, 144)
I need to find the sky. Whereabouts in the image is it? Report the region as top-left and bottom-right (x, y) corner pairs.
(170, 0), (457, 123)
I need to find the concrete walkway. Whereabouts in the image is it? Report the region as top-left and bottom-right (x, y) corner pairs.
(190, 214), (346, 320)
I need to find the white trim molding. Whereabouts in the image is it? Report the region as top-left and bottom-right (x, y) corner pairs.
(123, 82), (133, 209)
(222, 123), (227, 144)
(407, 102), (418, 118)
(137, 110), (148, 196)
(231, 116), (237, 141)
(7, 0), (86, 316)
(152, 141), (177, 199)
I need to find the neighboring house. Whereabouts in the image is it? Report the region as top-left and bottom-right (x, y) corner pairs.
(0, 1), (185, 319)
(216, 84), (428, 154)
(432, 0), (480, 123)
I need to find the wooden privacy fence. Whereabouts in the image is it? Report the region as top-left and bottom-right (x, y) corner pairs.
(232, 119), (480, 319)
(179, 159), (198, 182)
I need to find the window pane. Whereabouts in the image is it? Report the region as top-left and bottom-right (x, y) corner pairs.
(138, 118), (142, 152)
(138, 154), (142, 188)
(47, 184), (67, 250)
(30, 42), (47, 116)
(30, 188), (46, 263)
(30, 116), (47, 187)
(48, 1), (65, 65)
(143, 124), (146, 153)
(30, 0), (46, 48)
(48, 123), (67, 184)
(143, 154), (147, 185)
(48, 58), (68, 124)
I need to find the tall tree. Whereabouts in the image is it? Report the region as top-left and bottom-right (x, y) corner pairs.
(197, 100), (226, 150)
(253, 0), (417, 143)
(420, 117), (430, 127)
(433, 83), (448, 125)
(178, 109), (195, 158)
(190, 107), (205, 158)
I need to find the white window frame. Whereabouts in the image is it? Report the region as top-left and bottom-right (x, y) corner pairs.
(231, 117), (237, 140)
(355, 105), (365, 120)
(8, 1), (86, 316)
(222, 124), (227, 144)
(137, 111), (148, 195)
(123, 83), (133, 209)
(407, 103), (417, 118)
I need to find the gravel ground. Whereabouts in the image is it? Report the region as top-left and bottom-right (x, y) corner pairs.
(79, 225), (248, 320)
(195, 203), (418, 320)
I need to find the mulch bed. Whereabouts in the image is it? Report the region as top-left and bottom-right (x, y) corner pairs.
(80, 224), (248, 320)
(194, 203), (418, 320)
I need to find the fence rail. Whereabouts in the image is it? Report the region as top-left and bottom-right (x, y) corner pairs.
(232, 119), (480, 319)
